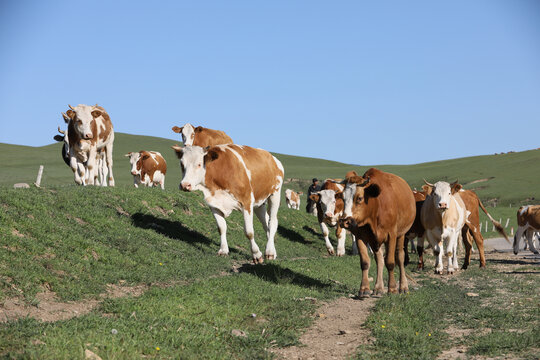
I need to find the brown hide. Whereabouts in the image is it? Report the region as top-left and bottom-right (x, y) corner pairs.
(204, 145), (283, 212)
(172, 125), (233, 147)
(517, 205), (540, 229)
(137, 151), (167, 183)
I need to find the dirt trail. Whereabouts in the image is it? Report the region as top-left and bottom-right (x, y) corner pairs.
(272, 296), (376, 360)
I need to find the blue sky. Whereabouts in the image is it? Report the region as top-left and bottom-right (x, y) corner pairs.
(1, 1), (539, 165)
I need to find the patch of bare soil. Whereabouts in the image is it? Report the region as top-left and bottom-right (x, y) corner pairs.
(272, 296), (376, 360)
(0, 283), (148, 323)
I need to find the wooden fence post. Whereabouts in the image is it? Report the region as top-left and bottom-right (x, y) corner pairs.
(35, 165), (44, 187)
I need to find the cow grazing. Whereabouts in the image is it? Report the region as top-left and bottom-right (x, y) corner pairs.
(309, 179), (357, 256)
(459, 189), (509, 268)
(285, 189), (303, 210)
(172, 144), (284, 263)
(420, 180), (468, 274)
(514, 205), (540, 255)
(125, 151), (167, 189)
(172, 123), (233, 147)
(339, 168), (416, 296)
(56, 104), (115, 186)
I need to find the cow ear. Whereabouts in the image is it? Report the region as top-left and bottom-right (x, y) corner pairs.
(91, 110), (102, 118)
(195, 126), (203, 133)
(172, 145), (183, 158)
(205, 149), (219, 162)
(309, 194), (320, 202)
(451, 182), (462, 194)
(124, 152), (132, 157)
(365, 184), (381, 198)
(345, 171), (358, 180)
(172, 126), (183, 133)
(421, 184), (432, 195)
(142, 154), (150, 161)
(53, 135), (64, 142)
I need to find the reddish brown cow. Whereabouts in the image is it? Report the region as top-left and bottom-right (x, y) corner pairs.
(172, 123), (233, 147)
(340, 168), (416, 296)
(125, 151), (167, 189)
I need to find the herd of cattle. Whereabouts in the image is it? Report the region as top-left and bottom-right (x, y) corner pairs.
(54, 104), (539, 296)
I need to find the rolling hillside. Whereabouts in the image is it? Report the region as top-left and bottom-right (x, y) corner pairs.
(0, 133), (539, 206)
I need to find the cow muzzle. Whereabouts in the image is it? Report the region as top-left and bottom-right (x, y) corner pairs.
(180, 182), (192, 191)
(438, 202), (448, 210)
(131, 171), (137, 176)
(339, 217), (356, 230)
(325, 212), (333, 218)
(83, 133), (93, 140)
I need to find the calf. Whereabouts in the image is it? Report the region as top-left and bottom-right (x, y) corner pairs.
(420, 180), (468, 274)
(172, 123), (233, 147)
(513, 205), (540, 255)
(285, 189), (303, 210)
(172, 144), (284, 263)
(340, 168), (416, 296)
(125, 151), (167, 189)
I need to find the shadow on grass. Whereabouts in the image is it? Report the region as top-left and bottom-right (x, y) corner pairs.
(278, 225), (312, 244)
(302, 225), (320, 237)
(489, 258), (539, 266)
(131, 212), (213, 245)
(237, 262), (336, 291)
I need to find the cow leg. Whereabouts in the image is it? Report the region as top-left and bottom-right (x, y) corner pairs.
(526, 229), (539, 254)
(417, 235), (425, 270)
(86, 147), (97, 186)
(264, 191), (281, 260)
(254, 204), (270, 235)
(396, 235), (409, 294)
(449, 232), (459, 274)
(404, 236), (410, 266)
(410, 237), (416, 253)
(356, 239), (372, 297)
(105, 138), (115, 186)
(461, 228), (473, 270)
(70, 157), (83, 185)
(373, 246), (385, 296)
(336, 225), (347, 256)
(470, 228), (486, 268)
(319, 222), (335, 255)
(242, 208), (263, 263)
(133, 175), (139, 188)
(351, 232), (358, 255)
(160, 177), (165, 190)
(211, 209), (229, 256)
(385, 237), (398, 294)
(513, 226), (526, 255)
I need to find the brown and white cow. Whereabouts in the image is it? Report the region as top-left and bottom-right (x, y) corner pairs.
(285, 189), (303, 210)
(513, 205), (540, 255)
(57, 104), (115, 186)
(172, 144), (284, 263)
(125, 151), (167, 189)
(172, 124), (233, 147)
(420, 180), (468, 274)
(309, 179), (357, 256)
(339, 168), (416, 296)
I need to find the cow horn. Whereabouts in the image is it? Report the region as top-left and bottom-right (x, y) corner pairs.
(57, 126), (65, 135)
(450, 179), (459, 186)
(68, 104), (75, 110)
(423, 179), (434, 187)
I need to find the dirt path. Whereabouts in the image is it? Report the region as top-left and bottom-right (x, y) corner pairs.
(272, 296), (376, 360)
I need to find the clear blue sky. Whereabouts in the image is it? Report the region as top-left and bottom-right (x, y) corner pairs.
(1, 1), (539, 165)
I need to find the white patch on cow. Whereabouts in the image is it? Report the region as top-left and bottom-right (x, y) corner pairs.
(520, 206), (529, 216)
(342, 183), (357, 217)
(180, 124), (196, 146)
(203, 189), (242, 218)
(228, 147), (251, 181)
(179, 146), (207, 190)
(318, 190), (338, 219)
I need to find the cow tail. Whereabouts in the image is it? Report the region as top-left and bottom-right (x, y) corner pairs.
(478, 199), (510, 243)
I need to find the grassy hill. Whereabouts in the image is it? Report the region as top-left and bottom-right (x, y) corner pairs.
(1, 132), (539, 207)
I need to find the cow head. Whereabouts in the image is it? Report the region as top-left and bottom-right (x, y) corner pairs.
(341, 174), (380, 218)
(310, 190), (340, 218)
(172, 145), (219, 191)
(125, 152), (142, 176)
(68, 104), (100, 140)
(172, 123), (196, 146)
(423, 180), (461, 211)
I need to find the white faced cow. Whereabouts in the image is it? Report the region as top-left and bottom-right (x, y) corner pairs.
(285, 189), (303, 210)
(57, 104), (115, 186)
(172, 123), (233, 147)
(172, 144), (284, 263)
(420, 180), (469, 274)
(125, 151), (167, 189)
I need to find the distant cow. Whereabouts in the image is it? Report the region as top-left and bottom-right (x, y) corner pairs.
(285, 189), (303, 210)
(55, 104), (115, 186)
(459, 189), (509, 268)
(172, 144), (284, 263)
(125, 151), (167, 189)
(172, 124), (233, 147)
(309, 179), (357, 256)
(340, 168), (416, 296)
(513, 205), (540, 255)
(420, 180), (468, 274)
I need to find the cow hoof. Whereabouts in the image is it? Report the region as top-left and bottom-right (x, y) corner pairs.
(217, 250), (229, 256)
(327, 248), (335, 255)
(399, 288), (409, 294)
(358, 290), (372, 298)
(372, 289), (384, 297)
(434, 269), (443, 275)
(253, 257), (264, 264)
(336, 253), (345, 257)
(461, 265), (468, 270)
(448, 270), (454, 275)
(388, 288), (398, 295)
(265, 254), (275, 260)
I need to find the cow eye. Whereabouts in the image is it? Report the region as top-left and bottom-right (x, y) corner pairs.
(197, 163), (201, 168)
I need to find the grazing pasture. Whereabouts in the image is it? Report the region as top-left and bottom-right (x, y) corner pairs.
(0, 186), (538, 359)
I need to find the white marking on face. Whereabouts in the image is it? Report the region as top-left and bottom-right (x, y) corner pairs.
(179, 146), (206, 190)
(318, 190), (337, 217)
(127, 152), (142, 175)
(181, 124), (195, 146)
(520, 206), (529, 216)
(72, 105), (95, 139)
(432, 181), (452, 210)
(342, 183), (357, 217)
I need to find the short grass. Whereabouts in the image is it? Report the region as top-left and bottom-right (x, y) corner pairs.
(1, 186), (538, 359)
